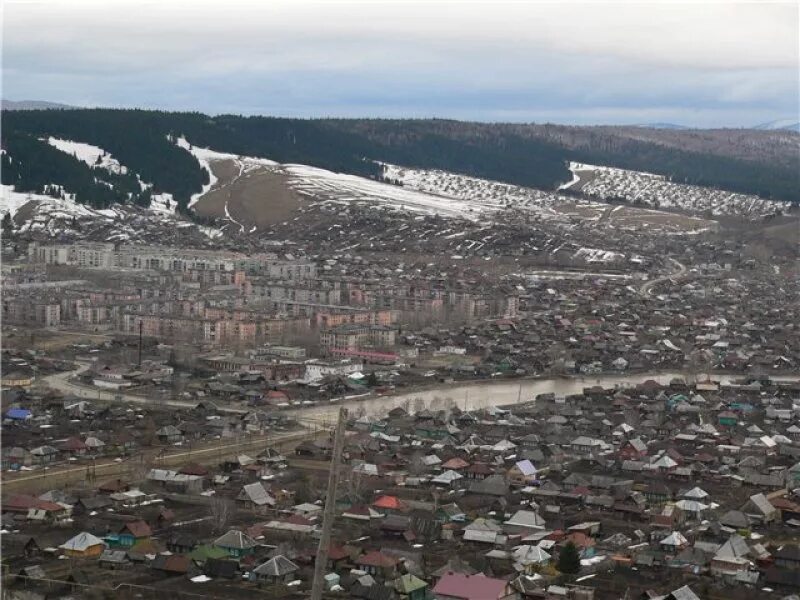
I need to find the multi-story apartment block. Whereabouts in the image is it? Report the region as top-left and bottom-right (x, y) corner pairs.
(2, 298), (61, 327)
(28, 243), (316, 280)
(319, 324), (397, 352)
(28, 242), (115, 267)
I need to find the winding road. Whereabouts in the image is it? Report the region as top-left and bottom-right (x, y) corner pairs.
(43, 366), (240, 411)
(639, 258), (687, 296)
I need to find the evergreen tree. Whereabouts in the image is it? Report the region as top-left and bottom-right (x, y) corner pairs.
(557, 542), (581, 575)
(1, 212), (14, 236)
(2, 108), (797, 209)
(366, 372), (379, 387)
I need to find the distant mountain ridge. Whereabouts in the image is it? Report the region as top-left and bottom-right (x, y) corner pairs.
(2, 99), (77, 111)
(752, 118), (800, 133)
(632, 123), (689, 130)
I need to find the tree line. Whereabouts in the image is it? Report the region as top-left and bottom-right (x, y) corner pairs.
(2, 109), (797, 211)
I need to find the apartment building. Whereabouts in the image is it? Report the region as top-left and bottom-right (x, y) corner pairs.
(28, 242), (115, 267)
(319, 324), (397, 352)
(316, 308), (398, 328)
(28, 243), (316, 280)
(249, 281), (340, 304)
(2, 298), (61, 327)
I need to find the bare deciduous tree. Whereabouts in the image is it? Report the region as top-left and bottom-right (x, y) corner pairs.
(407, 452), (426, 476)
(346, 467), (368, 503)
(209, 496), (232, 533)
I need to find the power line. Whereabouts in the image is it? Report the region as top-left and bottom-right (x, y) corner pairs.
(310, 406), (347, 600)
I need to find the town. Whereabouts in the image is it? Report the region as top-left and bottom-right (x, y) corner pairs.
(1, 228), (799, 600)
(1, 3), (799, 596)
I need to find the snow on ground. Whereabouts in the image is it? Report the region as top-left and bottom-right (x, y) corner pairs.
(165, 141), (624, 228)
(1, 184), (87, 217)
(223, 201), (246, 233)
(574, 247), (625, 263)
(174, 136), (277, 208)
(46, 137), (179, 215)
(1, 185), (44, 217)
(564, 161), (788, 218)
(47, 137), (128, 174)
(557, 170), (581, 190)
(383, 163), (573, 217)
(285, 163), (501, 221)
(149, 193), (178, 214)
(3, 182), (224, 240)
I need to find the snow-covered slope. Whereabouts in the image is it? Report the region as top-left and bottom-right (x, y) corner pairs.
(43, 137), (178, 213)
(2, 186), (222, 241)
(1, 184), (83, 217)
(562, 162), (788, 218)
(285, 163), (506, 221)
(47, 137), (128, 174)
(172, 141), (517, 221)
(382, 163), (596, 220)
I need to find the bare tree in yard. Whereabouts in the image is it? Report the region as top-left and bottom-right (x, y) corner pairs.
(293, 471), (316, 504)
(407, 452), (426, 476)
(209, 496), (233, 533)
(127, 456), (153, 485)
(346, 467), (369, 504)
(413, 397), (426, 414)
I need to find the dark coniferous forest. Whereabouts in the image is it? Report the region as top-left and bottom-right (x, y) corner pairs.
(2, 109), (797, 211)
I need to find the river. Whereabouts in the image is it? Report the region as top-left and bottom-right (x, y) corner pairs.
(292, 371), (800, 422)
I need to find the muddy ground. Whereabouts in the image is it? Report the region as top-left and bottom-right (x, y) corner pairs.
(192, 160), (305, 231)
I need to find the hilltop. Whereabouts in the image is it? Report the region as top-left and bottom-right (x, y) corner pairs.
(2, 109), (798, 215)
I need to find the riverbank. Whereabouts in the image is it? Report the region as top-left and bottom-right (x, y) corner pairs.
(289, 369), (800, 422)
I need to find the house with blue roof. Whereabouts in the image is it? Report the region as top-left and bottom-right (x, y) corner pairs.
(5, 408), (32, 421)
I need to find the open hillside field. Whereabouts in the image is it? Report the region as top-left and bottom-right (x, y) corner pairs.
(191, 160), (305, 232)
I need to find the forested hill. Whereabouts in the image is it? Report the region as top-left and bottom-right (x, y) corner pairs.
(2, 109), (798, 211)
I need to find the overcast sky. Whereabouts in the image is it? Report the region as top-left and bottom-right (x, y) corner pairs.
(2, 0), (798, 127)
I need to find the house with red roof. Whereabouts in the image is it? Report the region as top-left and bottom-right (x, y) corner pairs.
(432, 572), (516, 600)
(442, 457), (470, 471)
(372, 494), (407, 514)
(264, 390), (290, 405)
(326, 543), (350, 570)
(356, 550), (399, 578)
(178, 463), (209, 477)
(116, 520), (152, 548)
(3, 494), (68, 522)
(59, 437), (88, 456)
(466, 462), (493, 480)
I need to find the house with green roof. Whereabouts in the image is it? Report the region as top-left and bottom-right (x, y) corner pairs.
(393, 573), (428, 600)
(213, 530), (258, 558)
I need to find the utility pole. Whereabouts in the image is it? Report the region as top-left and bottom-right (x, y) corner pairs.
(137, 320), (143, 368)
(310, 407), (348, 600)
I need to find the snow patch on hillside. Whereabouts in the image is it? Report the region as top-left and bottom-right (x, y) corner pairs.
(149, 193), (177, 214)
(286, 163), (496, 220)
(47, 137), (128, 174)
(381, 163), (599, 219)
(1, 184), (81, 217)
(564, 161), (787, 218)
(174, 137), (277, 208)
(574, 247), (625, 263)
(45, 137), (178, 214)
